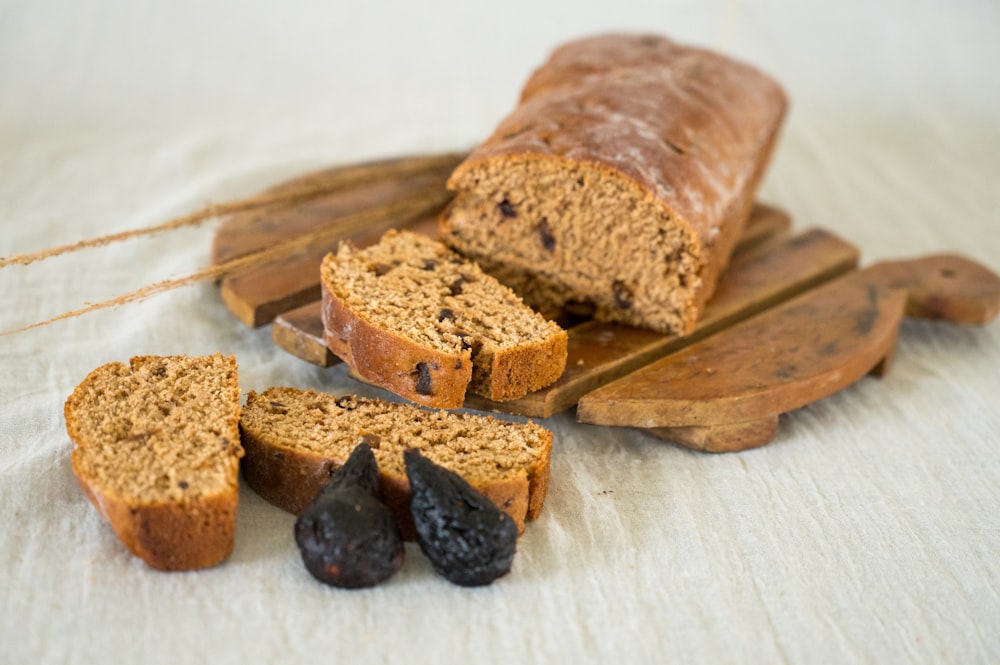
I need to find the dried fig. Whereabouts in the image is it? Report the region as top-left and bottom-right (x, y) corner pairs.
(294, 443), (404, 588)
(404, 449), (517, 586)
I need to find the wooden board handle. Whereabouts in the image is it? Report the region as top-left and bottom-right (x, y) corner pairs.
(866, 254), (1000, 325)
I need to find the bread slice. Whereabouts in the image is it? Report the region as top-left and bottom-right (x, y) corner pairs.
(64, 354), (243, 571)
(440, 33), (788, 335)
(320, 229), (568, 409)
(238, 387), (552, 537)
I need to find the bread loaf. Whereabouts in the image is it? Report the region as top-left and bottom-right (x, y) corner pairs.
(238, 387), (552, 537)
(321, 229), (567, 409)
(64, 355), (243, 571)
(440, 33), (788, 335)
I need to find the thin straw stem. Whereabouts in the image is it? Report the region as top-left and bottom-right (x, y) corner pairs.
(0, 152), (464, 269)
(1, 187), (453, 337)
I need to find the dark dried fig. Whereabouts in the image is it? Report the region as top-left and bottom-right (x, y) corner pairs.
(294, 443), (404, 588)
(404, 449), (517, 586)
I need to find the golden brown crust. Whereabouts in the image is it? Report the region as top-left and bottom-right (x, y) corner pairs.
(71, 465), (239, 571)
(486, 332), (569, 402)
(442, 33), (788, 335)
(459, 33), (787, 245)
(64, 354), (242, 572)
(524, 434), (552, 520)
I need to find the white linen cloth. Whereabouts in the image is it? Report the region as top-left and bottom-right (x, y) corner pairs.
(2, 1), (998, 662)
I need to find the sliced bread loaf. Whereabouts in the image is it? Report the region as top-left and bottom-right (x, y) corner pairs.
(64, 354), (243, 571)
(440, 33), (788, 335)
(320, 229), (568, 409)
(238, 386), (552, 537)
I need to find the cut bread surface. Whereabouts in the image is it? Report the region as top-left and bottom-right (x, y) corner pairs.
(444, 155), (702, 332)
(239, 387), (553, 535)
(65, 354), (243, 571)
(321, 229), (567, 407)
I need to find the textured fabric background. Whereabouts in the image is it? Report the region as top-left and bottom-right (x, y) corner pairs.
(2, 1), (998, 663)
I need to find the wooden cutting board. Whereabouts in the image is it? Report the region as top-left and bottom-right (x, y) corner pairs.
(212, 154), (1000, 451)
(212, 153), (462, 327)
(578, 254), (1000, 451)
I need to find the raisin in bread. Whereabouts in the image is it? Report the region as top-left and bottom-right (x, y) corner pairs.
(320, 229), (567, 409)
(440, 33), (788, 335)
(64, 355), (243, 571)
(238, 387), (552, 537)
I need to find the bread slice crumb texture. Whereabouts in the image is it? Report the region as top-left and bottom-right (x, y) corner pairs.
(241, 387), (549, 483)
(320, 229), (567, 396)
(66, 355), (243, 504)
(443, 155), (701, 332)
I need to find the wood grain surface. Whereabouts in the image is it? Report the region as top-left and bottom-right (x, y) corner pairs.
(578, 254), (1000, 451)
(213, 155), (459, 327)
